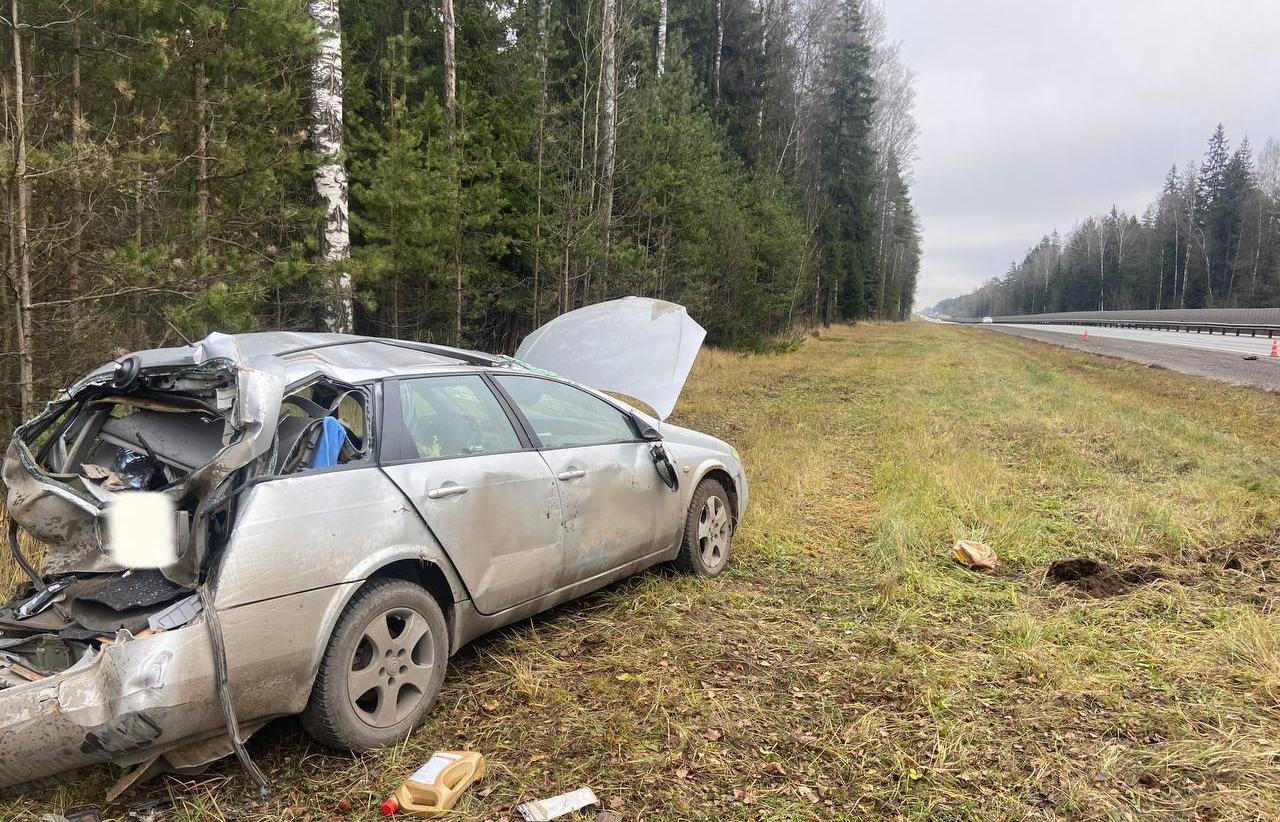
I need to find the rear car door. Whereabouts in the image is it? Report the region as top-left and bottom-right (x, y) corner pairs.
(492, 375), (680, 584)
(380, 374), (563, 615)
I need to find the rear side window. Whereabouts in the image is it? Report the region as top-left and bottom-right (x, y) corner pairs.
(494, 376), (636, 449)
(390, 375), (521, 460)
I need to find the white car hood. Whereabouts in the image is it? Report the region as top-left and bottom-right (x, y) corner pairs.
(515, 297), (706, 420)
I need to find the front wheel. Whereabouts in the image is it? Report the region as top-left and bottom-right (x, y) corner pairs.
(301, 578), (448, 751)
(672, 478), (734, 577)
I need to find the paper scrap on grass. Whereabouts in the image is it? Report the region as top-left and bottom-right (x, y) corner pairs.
(515, 787), (599, 821)
(951, 539), (997, 570)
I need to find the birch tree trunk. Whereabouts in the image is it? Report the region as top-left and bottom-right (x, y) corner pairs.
(308, 0), (354, 333)
(1251, 195), (1262, 301)
(1096, 219), (1106, 310)
(757, 0), (768, 136)
(713, 0), (723, 104)
(1173, 200), (1181, 307)
(9, 0), (33, 417)
(534, 0), (550, 324)
(443, 0), (457, 147)
(598, 0), (618, 242)
(656, 0), (667, 77)
(443, 0), (462, 343)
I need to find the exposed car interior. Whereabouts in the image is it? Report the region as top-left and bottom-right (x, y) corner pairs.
(277, 379), (369, 473)
(0, 375), (370, 692)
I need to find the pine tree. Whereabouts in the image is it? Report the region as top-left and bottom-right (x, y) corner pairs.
(813, 0), (877, 322)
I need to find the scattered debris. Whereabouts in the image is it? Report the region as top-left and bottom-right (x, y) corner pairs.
(1243, 354), (1260, 361)
(595, 812), (623, 822)
(147, 593), (202, 631)
(381, 751), (485, 817)
(125, 799), (168, 822)
(515, 787), (600, 821)
(951, 540), (997, 570)
(1047, 557), (1165, 598)
(14, 579), (73, 620)
(105, 756), (164, 803)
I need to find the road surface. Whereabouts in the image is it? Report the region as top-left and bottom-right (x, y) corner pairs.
(976, 322), (1280, 391)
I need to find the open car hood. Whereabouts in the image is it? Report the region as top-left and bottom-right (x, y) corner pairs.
(515, 297), (705, 419)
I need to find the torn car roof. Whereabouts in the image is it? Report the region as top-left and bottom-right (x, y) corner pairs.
(76, 332), (503, 389)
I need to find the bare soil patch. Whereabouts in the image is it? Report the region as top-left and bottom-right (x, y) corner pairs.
(1046, 557), (1167, 597)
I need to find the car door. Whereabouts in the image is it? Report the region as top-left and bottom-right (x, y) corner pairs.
(491, 374), (681, 585)
(380, 374), (564, 615)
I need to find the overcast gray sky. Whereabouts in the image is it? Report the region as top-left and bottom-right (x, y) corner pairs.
(883, 0), (1280, 309)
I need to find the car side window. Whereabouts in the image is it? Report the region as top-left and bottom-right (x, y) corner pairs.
(495, 375), (637, 449)
(393, 375), (521, 460)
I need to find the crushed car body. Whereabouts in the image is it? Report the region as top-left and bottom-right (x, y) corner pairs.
(0, 299), (747, 791)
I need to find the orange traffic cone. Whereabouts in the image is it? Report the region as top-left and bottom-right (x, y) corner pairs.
(1082, 329), (1089, 341)
(1271, 338), (1278, 358)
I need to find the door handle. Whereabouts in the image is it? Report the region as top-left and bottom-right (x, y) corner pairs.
(557, 469), (586, 481)
(427, 483), (469, 499)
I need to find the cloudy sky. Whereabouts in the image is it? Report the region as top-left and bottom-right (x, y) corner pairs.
(882, 0), (1280, 309)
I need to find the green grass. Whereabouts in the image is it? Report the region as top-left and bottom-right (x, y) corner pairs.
(4, 322), (1280, 820)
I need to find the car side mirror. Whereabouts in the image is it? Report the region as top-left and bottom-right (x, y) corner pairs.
(632, 412), (662, 441)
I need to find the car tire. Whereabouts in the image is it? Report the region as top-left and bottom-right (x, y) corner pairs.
(673, 478), (734, 577)
(301, 578), (448, 752)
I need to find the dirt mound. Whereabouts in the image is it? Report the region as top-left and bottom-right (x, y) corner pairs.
(1046, 557), (1166, 598)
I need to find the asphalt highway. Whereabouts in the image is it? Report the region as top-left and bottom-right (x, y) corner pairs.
(976, 322), (1280, 391)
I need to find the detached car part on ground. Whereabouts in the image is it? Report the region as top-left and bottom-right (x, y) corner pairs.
(0, 298), (747, 791)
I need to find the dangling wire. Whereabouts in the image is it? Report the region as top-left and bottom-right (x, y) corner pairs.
(198, 585), (270, 794)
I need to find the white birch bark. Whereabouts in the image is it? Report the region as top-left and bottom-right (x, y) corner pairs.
(534, 0), (550, 324)
(1095, 217), (1107, 310)
(598, 0), (618, 240)
(308, 0), (354, 333)
(656, 0), (667, 77)
(443, 0), (457, 146)
(713, 0), (723, 103)
(443, 0), (461, 342)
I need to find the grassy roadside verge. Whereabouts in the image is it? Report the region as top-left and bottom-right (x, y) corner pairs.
(4, 321), (1280, 820)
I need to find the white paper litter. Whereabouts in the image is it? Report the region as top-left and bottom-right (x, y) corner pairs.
(515, 787), (599, 821)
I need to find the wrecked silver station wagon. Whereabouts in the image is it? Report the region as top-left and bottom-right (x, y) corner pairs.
(0, 298), (747, 791)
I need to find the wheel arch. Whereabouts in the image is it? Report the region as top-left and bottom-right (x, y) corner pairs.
(300, 548), (466, 703)
(696, 466), (740, 523)
(366, 558), (457, 649)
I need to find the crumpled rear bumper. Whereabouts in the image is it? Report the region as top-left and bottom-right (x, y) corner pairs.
(0, 623), (221, 790)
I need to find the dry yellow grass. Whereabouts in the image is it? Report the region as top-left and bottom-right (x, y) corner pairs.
(3, 321), (1280, 820)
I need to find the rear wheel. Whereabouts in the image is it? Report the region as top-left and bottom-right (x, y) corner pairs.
(301, 578), (448, 751)
(673, 478), (734, 577)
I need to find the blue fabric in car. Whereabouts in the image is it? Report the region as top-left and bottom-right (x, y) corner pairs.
(312, 416), (349, 468)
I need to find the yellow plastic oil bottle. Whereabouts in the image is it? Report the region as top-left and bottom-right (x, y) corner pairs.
(380, 751), (486, 817)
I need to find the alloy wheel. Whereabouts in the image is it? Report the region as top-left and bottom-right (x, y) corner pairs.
(346, 606), (437, 728)
(697, 494), (731, 570)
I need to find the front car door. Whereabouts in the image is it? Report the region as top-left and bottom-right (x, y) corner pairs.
(380, 374), (563, 615)
(491, 375), (682, 584)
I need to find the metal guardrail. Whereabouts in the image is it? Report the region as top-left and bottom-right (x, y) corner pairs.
(950, 308), (1280, 337)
